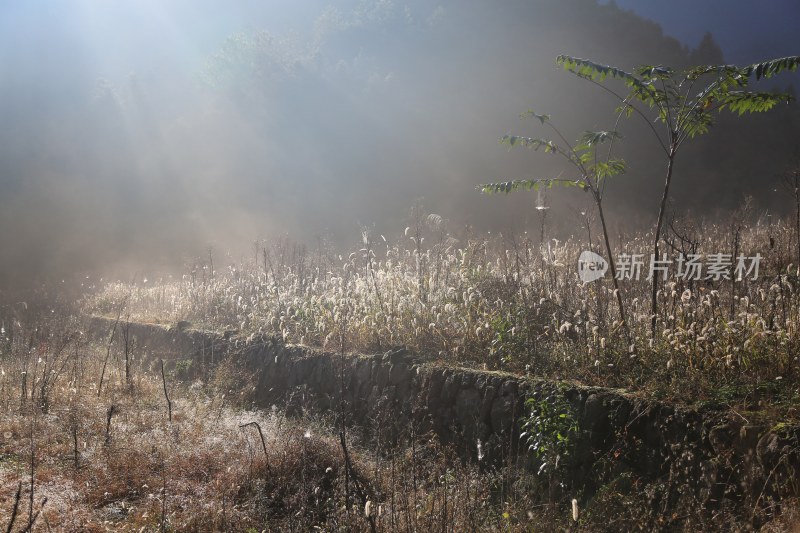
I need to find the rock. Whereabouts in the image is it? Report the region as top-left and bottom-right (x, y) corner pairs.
(708, 423), (735, 454)
(426, 369), (445, 410)
(440, 371), (459, 405)
(480, 386), (497, 421)
(756, 431), (782, 469)
(736, 425), (766, 455)
(383, 346), (409, 364)
(460, 372), (476, 389)
(583, 393), (612, 437)
(490, 394), (514, 435)
(455, 388), (482, 429)
(389, 363), (410, 386)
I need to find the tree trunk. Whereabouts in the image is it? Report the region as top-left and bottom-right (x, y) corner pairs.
(595, 193), (629, 341)
(651, 149), (677, 336)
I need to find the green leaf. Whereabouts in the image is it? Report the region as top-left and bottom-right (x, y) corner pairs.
(594, 159), (626, 179)
(499, 135), (558, 153)
(681, 109), (713, 138)
(557, 55), (637, 84)
(636, 65), (674, 79)
(520, 110), (551, 124)
(743, 56), (800, 80)
(717, 91), (793, 115)
(478, 178), (586, 195)
(557, 55), (658, 103)
(478, 180), (536, 194)
(579, 130), (622, 146)
(685, 64), (746, 85)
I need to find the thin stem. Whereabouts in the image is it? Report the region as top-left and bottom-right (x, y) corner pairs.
(239, 421), (270, 471)
(545, 123), (586, 173)
(651, 144), (678, 336)
(594, 191), (630, 341)
(4, 482), (22, 533)
(160, 360), (172, 423)
(659, 78), (674, 129)
(580, 76), (670, 156)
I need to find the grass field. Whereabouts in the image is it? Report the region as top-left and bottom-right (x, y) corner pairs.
(0, 316), (555, 531)
(85, 211), (800, 409)
(2, 210), (800, 531)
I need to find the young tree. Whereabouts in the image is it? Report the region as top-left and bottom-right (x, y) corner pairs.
(782, 165), (800, 270)
(555, 54), (800, 334)
(479, 112), (630, 338)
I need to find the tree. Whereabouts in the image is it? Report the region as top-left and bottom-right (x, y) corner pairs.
(555, 54), (800, 335)
(782, 164), (800, 271)
(479, 112), (631, 339)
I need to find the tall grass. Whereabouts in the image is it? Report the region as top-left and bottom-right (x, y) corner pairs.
(85, 209), (800, 402)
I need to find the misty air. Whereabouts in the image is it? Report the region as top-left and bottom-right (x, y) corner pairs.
(0, 1), (799, 531)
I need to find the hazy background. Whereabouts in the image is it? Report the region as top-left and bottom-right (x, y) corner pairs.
(0, 0), (798, 291)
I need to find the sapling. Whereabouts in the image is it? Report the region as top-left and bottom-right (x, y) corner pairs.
(481, 112), (630, 337)
(556, 54), (800, 335)
(782, 166), (800, 271)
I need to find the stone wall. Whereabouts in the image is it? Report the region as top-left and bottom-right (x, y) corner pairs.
(87, 316), (800, 522)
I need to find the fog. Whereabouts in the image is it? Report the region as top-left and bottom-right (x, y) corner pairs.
(0, 0), (798, 290)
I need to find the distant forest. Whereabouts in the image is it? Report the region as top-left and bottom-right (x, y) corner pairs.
(0, 0), (797, 288)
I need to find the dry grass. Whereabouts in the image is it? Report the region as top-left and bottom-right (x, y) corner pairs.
(0, 314), (556, 532)
(1, 237), (799, 530)
(84, 209), (800, 408)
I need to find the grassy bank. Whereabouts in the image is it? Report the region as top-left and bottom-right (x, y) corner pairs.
(85, 212), (800, 410)
(0, 315), (555, 531)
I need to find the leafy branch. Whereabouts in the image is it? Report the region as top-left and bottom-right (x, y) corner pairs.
(480, 111), (631, 336)
(556, 53), (799, 335)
